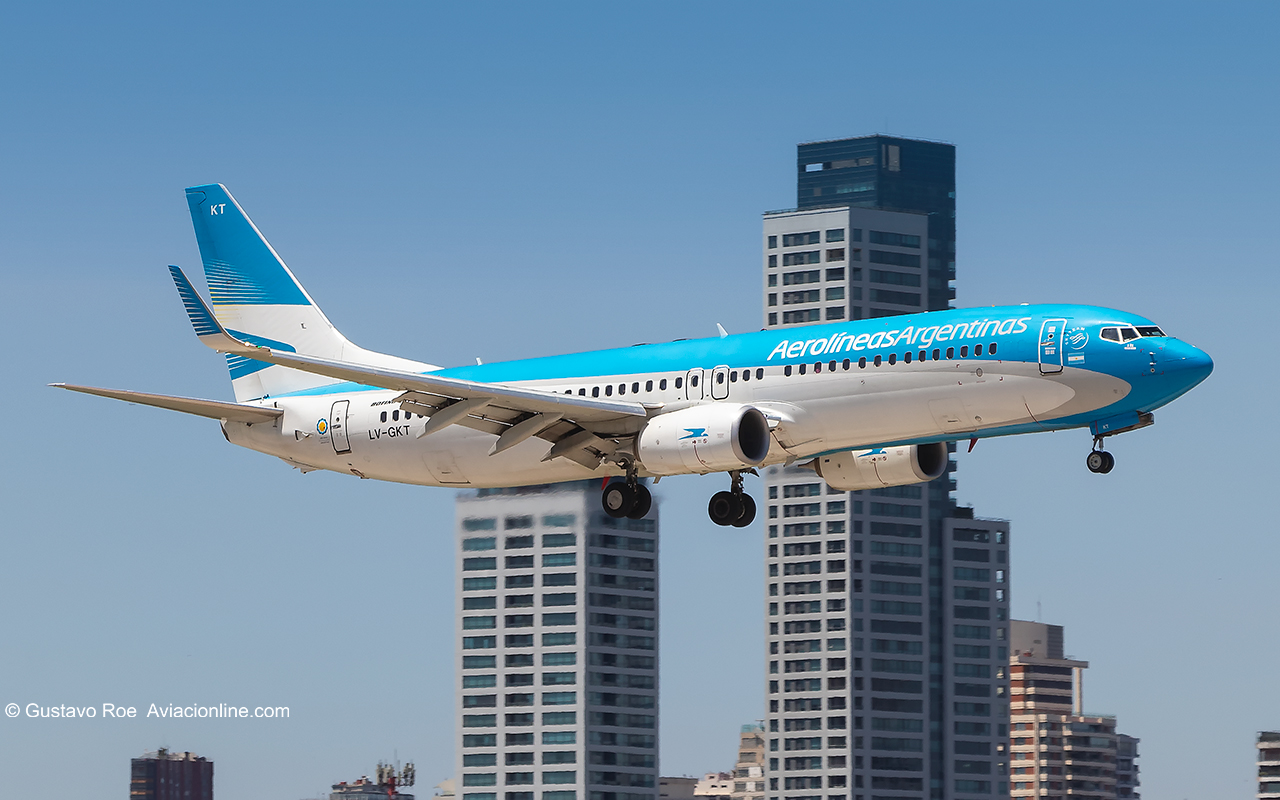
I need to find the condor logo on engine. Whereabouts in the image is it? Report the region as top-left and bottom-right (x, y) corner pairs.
(679, 428), (708, 441)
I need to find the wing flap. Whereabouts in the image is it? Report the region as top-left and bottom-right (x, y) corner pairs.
(52, 384), (283, 424)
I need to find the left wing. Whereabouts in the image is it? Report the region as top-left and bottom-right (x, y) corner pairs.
(169, 266), (652, 467)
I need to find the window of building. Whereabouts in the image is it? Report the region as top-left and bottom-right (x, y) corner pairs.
(826, 229), (845, 243)
(783, 289), (820, 305)
(869, 288), (921, 306)
(869, 231), (921, 248)
(782, 309), (821, 324)
(783, 232), (820, 247)
(869, 251), (921, 268)
(782, 269), (821, 285)
(826, 248), (845, 262)
(783, 251), (822, 266)
(768, 254), (777, 268)
(768, 274), (777, 287)
(869, 269), (921, 287)
(768, 235), (777, 249)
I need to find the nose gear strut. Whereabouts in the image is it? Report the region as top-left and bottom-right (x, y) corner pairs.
(1086, 435), (1115, 474)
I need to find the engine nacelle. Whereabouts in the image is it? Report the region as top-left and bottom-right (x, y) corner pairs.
(814, 443), (948, 491)
(636, 404), (771, 475)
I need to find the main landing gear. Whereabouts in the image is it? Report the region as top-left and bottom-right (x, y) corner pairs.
(1086, 437), (1115, 474)
(601, 460), (652, 520)
(708, 470), (757, 528)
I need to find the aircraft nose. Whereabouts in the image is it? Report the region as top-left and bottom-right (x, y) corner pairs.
(1165, 339), (1214, 386)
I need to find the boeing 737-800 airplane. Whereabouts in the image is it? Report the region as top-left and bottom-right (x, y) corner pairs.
(55, 184), (1213, 526)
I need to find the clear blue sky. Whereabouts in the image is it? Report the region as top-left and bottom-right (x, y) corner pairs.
(1, 3), (1276, 797)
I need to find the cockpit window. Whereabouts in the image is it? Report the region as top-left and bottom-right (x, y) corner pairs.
(1101, 327), (1121, 342)
(1120, 327), (1139, 341)
(1135, 326), (1165, 337)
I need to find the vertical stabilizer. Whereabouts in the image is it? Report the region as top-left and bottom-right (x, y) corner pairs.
(184, 184), (435, 400)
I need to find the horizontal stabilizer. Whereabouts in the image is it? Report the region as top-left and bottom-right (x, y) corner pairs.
(51, 384), (283, 424)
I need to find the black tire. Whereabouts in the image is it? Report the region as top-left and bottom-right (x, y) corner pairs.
(1099, 451), (1115, 474)
(732, 493), (756, 527)
(602, 482), (635, 518)
(1086, 451), (1107, 473)
(708, 491), (739, 526)
(627, 484), (653, 520)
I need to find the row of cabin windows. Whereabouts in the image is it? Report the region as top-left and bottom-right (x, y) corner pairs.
(555, 340), (996, 399)
(560, 369), (767, 398)
(781, 343), (997, 376)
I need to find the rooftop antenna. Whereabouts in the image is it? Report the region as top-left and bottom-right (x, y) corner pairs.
(1037, 599), (1042, 622)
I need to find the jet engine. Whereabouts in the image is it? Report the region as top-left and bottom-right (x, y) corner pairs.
(814, 443), (948, 491)
(636, 404), (771, 475)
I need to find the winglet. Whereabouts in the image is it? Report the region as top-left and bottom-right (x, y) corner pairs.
(716, 323), (729, 339)
(168, 265), (259, 355)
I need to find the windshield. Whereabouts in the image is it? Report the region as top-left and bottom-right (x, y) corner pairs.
(1135, 326), (1166, 337)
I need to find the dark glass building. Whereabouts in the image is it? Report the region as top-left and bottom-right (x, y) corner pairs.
(761, 136), (1011, 800)
(796, 136), (956, 312)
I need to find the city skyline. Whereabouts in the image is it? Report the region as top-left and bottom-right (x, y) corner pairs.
(1, 4), (1276, 799)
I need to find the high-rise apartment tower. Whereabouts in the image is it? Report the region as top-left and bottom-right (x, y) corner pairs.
(1008, 620), (1140, 799)
(130, 748), (213, 800)
(456, 482), (660, 800)
(1259, 732), (1280, 800)
(762, 136), (1011, 800)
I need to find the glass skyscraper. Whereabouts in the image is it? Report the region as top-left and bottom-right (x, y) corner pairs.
(761, 136), (1011, 800)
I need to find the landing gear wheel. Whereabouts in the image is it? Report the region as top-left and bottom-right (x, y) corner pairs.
(731, 493), (756, 527)
(1086, 450), (1115, 474)
(708, 491), (742, 526)
(626, 484), (653, 520)
(602, 482), (636, 518)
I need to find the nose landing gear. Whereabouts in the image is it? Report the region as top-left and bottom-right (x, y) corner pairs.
(1086, 437), (1115, 474)
(708, 470), (757, 527)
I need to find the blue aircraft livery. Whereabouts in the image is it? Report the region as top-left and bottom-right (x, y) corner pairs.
(54, 183), (1213, 526)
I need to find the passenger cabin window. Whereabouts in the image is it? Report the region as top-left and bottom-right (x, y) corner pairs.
(380, 411), (387, 423)
(675, 377), (683, 389)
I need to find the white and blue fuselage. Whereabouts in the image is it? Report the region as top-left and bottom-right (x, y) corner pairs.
(227, 304), (1210, 487)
